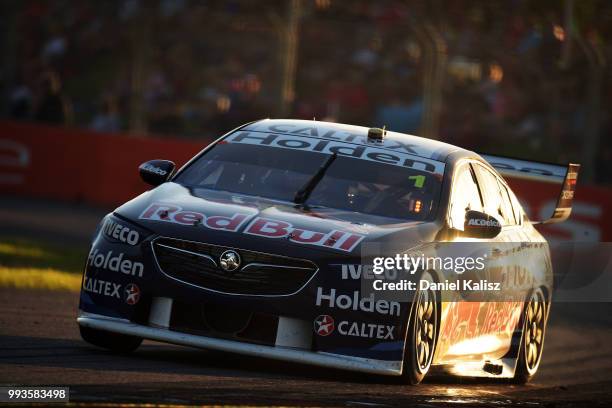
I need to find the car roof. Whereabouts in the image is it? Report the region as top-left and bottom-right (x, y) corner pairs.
(243, 119), (468, 163)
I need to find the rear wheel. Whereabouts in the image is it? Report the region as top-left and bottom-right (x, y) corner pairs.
(79, 325), (142, 353)
(513, 288), (547, 383)
(401, 271), (438, 384)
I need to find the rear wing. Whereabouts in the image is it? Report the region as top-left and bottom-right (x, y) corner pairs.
(481, 155), (580, 224)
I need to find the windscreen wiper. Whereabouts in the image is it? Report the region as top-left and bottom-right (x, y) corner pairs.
(293, 153), (337, 205)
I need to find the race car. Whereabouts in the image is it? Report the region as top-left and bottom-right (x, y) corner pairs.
(77, 119), (579, 384)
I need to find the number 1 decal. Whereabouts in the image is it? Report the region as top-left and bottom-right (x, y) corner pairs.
(409, 175), (426, 188)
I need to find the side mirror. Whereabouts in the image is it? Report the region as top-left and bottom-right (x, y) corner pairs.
(139, 160), (175, 186)
(462, 210), (502, 239)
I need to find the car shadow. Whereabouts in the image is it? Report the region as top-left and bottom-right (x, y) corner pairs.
(1, 334), (526, 387)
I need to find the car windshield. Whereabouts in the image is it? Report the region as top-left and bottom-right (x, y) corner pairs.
(175, 141), (442, 221)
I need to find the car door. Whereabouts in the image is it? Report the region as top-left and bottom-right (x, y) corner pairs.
(435, 160), (527, 364)
(470, 163), (525, 358)
(436, 161), (503, 364)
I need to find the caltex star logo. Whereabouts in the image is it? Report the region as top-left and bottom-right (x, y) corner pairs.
(124, 283), (141, 305)
(314, 314), (334, 336)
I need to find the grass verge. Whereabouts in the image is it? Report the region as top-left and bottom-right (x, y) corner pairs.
(0, 237), (86, 292)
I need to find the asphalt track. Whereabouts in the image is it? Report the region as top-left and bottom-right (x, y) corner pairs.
(1, 197), (612, 406)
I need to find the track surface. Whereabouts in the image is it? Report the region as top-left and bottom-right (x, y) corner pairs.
(1, 197), (612, 406)
(1, 288), (611, 407)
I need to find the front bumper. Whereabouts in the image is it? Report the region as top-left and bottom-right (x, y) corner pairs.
(77, 310), (402, 376)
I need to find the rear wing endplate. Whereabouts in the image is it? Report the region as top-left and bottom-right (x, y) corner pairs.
(481, 155), (580, 224)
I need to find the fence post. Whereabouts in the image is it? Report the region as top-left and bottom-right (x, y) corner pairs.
(277, 0), (302, 118)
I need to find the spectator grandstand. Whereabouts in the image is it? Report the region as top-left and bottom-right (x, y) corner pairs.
(1, 0), (610, 182)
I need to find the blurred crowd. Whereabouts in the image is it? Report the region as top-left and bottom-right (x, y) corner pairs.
(2, 0), (611, 183)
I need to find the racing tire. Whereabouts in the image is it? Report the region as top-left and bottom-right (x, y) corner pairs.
(400, 271), (439, 384)
(512, 287), (547, 384)
(79, 325), (143, 353)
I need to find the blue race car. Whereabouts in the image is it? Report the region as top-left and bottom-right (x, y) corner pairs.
(78, 119), (578, 384)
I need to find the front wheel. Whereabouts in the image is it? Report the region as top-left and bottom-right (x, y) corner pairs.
(513, 288), (547, 384)
(401, 271), (438, 384)
(79, 325), (143, 353)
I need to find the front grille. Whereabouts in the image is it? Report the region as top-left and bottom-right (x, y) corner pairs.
(170, 300), (279, 345)
(152, 237), (318, 296)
